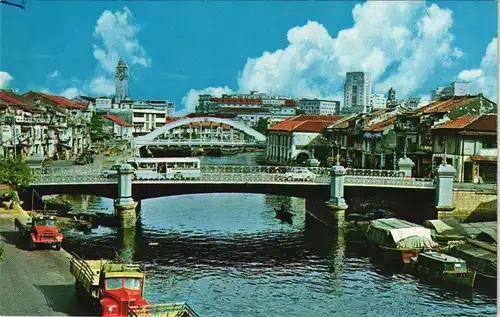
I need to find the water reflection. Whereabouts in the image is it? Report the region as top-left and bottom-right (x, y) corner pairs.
(60, 191), (496, 317)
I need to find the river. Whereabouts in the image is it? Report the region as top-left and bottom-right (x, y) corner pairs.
(60, 152), (497, 316)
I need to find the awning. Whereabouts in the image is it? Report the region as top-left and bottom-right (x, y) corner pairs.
(470, 156), (497, 162)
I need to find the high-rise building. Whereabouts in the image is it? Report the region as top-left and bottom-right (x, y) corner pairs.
(299, 99), (340, 115)
(115, 57), (129, 102)
(343, 72), (371, 113)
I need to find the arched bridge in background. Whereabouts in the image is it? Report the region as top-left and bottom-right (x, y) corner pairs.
(132, 117), (267, 149)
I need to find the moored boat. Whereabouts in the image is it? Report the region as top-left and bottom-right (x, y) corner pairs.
(364, 218), (439, 264)
(448, 228), (497, 288)
(422, 219), (467, 245)
(275, 207), (293, 224)
(411, 251), (476, 287)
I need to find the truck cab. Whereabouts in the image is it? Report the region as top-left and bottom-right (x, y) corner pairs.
(32, 217), (63, 247)
(99, 264), (149, 317)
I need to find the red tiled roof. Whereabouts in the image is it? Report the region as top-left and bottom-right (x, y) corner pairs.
(364, 117), (397, 132)
(465, 114), (497, 131)
(268, 115), (343, 133)
(433, 114), (497, 132)
(417, 95), (480, 115)
(0, 91), (25, 105)
(432, 114), (477, 129)
(104, 114), (132, 127)
(33, 92), (87, 109)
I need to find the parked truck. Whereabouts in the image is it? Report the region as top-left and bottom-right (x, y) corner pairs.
(14, 215), (63, 250)
(70, 253), (199, 317)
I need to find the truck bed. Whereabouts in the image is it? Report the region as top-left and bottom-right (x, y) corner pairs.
(129, 303), (199, 317)
(70, 257), (103, 298)
(14, 217), (32, 234)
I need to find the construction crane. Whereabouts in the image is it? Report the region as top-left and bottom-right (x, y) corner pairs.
(0, 0), (25, 9)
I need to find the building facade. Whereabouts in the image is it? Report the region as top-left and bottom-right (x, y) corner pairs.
(115, 57), (129, 103)
(431, 114), (497, 183)
(299, 99), (340, 115)
(344, 72), (371, 113)
(103, 114), (133, 139)
(369, 94), (387, 111)
(430, 81), (469, 102)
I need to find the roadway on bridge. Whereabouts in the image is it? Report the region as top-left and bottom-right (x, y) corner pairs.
(0, 214), (88, 316)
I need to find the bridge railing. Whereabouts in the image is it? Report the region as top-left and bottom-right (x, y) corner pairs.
(30, 165), (434, 188)
(345, 176), (434, 189)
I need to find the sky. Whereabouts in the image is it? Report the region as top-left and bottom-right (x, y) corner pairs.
(0, 1), (497, 114)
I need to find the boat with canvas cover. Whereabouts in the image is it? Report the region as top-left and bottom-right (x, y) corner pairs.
(364, 218), (439, 264)
(448, 228), (497, 288)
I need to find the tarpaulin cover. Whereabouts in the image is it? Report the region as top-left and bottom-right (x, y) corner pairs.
(366, 218), (438, 249)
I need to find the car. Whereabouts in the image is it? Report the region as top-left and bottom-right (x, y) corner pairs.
(101, 165), (120, 178)
(279, 168), (317, 181)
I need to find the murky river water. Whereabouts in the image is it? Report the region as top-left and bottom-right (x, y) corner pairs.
(61, 153), (497, 316)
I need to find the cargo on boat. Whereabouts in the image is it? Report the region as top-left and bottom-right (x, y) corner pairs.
(422, 219), (467, 245)
(69, 253), (199, 317)
(364, 218), (438, 264)
(411, 251), (476, 287)
(448, 228), (497, 286)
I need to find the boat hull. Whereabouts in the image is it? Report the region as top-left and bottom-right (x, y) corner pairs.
(415, 265), (476, 287)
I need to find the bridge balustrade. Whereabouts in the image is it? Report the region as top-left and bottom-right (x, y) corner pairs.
(30, 165), (434, 189)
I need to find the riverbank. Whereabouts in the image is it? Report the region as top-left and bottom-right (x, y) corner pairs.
(0, 207), (87, 315)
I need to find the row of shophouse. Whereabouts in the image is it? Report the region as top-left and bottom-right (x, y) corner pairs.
(0, 90), (93, 160)
(266, 94), (497, 183)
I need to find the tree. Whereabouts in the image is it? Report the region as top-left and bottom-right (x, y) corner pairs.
(0, 158), (33, 190)
(296, 107), (305, 115)
(252, 118), (270, 134)
(90, 114), (106, 140)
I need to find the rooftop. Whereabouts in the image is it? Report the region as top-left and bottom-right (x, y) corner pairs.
(104, 114), (132, 127)
(433, 114), (497, 132)
(268, 115), (343, 133)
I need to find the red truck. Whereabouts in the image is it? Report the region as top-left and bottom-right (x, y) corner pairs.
(70, 253), (199, 317)
(14, 215), (63, 250)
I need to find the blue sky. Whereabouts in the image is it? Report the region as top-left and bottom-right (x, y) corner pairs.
(0, 1), (497, 113)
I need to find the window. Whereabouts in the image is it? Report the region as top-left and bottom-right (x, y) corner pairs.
(105, 278), (123, 290)
(124, 278), (141, 290)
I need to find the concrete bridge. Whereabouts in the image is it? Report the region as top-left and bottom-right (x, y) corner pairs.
(29, 159), (457, 228)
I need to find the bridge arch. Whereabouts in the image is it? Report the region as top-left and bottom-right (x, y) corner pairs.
(133, 117), (267, 148)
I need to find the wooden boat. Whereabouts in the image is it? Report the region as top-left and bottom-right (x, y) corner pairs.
(364, 218), (439, 264)
(422, 219), (467, 245)
(411, 251), (476, 287)
(448, 228), (497, 288)
(275, 207), (293, 224)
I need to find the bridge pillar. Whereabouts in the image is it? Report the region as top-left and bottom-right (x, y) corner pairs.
(327, 163), (348, 227)
(398, 156), (415, 178)
(115, 163), (137, 228)
(436, 163), (456, 216)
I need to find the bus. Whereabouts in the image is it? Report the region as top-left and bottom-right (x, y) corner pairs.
(125, 157), (202, 180)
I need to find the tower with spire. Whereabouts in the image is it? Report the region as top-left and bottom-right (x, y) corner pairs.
(115, 57), (129, 103)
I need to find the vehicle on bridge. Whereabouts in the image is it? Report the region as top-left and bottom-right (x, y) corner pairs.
(14, 215), (63, 250)
(277, 168), (318, 182)
(101, 165), (121, 178)
(75, 152), (95, 165)
(126, 157), (201, 180)
(70, 253), (199, 317)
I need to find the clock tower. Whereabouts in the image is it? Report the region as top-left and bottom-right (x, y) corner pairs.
(115, 57), (129, 102)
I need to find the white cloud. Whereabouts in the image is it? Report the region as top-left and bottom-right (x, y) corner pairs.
(182, 2), (463, 113)
(89, 76), (116, 96)
(179, 86), (233, 116)
(0, 72), (13, 89)
(92, 7), (151, 74)
(59, 87), (82, 99)
(457, 37), (497, 101)
(48, 70), (60, 79)
(457, 69), (483, 81)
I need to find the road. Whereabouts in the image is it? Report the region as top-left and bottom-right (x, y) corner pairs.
(0, 214), (90, 316)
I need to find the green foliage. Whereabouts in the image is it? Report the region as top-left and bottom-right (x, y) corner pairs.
(0, 245), (5, 263)
(0, 159), (33, 190)
(252, 118), (271, 134)
(296, 107), (305, 115)
(181, 130), (190, 138)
